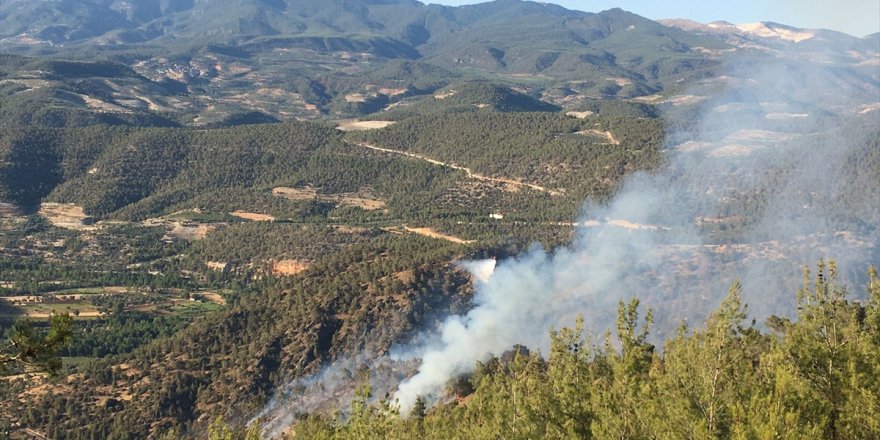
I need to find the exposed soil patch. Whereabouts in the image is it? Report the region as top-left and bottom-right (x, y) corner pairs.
(272, 186), (386, 210)
(230, 211), (275, 221)
(376, 87), (408, 96)
(606, 77), (633, 86)
(272, 259), (311, 276)
(434, 90), (456, 100)
(393, 269), (415, 284)
(39, 203), (96, 230)
(631, 94), (663, 103)
(575, 129), (620, 145)
(336, 120), (396, 131)
(78, 94), (131, 113)
(578, 219), (669, 231)
(344, 93), (367, 103)
(565, 111), (594, 119)
(169, 222), (215, 240)
(192, 292), (226, 305)
(206, 261), (228, 271)
(143, 211), (216, 240)
(402, 226), (474, 244)
(663, 95), (707, 106)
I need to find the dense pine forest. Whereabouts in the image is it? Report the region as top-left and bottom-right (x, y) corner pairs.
(167, 262), (880, 440)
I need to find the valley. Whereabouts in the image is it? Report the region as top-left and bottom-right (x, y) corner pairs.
(0, 0), (878, 438)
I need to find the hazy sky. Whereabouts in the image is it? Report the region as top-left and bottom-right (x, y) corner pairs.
(429, 0), (880, 37)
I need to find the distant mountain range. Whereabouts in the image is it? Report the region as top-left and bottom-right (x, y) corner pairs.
(1, 0), (877, 123)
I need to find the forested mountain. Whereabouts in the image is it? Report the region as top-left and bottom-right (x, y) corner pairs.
(0, 0), (878, 439)
(3, 0), (876, 122)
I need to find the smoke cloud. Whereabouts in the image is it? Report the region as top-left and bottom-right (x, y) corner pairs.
(391, 54), (879, 413)
(255, 44), (879, 431)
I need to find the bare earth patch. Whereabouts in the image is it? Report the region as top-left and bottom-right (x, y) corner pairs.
(663, 95), (707, 106)
(192, 292), (226, 305)
(272, 186), (319, 200)
(402, 226), (474, 244)
(709, 144), (761, 157)
(273, 186), (386, 210)
(273, 259), (311, 276)
(859, 103), (880, 114)
(39, 203), (96, 230)
(434, 90), (457, 100)
(393, 269), (416, 284)
(631, 94), (663, 103)
(579, 219), (669, 231)
(169, 222), (215, 240)
(377, 88), (408, 96)
(79, 94), (131, 113)
(336, 120), (396, 131)
(575, 129), (620, 145)
(230, 211), (275, 221)
(565, 111), (594, 119)
(605, 77), (632, 86)
(143, 211), (216, 240)
(344, 93), (367, 103)
(206, 261), (228, 271)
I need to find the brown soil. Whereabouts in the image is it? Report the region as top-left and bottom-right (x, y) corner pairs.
(206, 261), (228, 271)
(393, 269), (415, 284)
(229, 211), (275, 221)
(565, 111), (594, 119)
(575, 129), (620, 145)
(403, 226), (474, 244)
(272, 186), (386, 210)
(336, 120), (396, 131)
(434, 90), (456, 99)
(272, 259), (311, 276)
(39, 203), (96, 230)
(193, 292), (226, 305)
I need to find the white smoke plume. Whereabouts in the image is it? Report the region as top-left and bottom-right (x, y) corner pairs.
(392, 54), (879, 413)
(255, 38), (879, 429)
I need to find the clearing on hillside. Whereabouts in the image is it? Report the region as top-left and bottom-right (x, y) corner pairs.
(229, 211), (275, 221)
(272, 259), (311, 276)
(38, 203), (96, 230)
(272, 187), (386, 210)
(336, 120), (397, 131)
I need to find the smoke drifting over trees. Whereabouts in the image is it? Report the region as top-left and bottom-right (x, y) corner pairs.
(254, 47), (878, 434)
(390, 55), (879, 413)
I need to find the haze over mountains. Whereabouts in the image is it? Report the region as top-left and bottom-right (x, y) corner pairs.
(2, 0), (877, 124)
(0, 1), (878, 439)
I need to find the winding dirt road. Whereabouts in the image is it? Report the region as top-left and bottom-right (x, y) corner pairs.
(351, 142), (562, 196)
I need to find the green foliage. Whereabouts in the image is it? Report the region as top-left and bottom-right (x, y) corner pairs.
(283, 262), (879, 440)
(1, 313), (72, 376)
